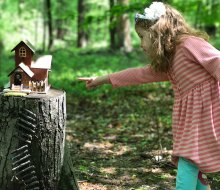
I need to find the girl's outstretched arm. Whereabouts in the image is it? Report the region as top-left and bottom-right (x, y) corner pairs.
(78, 66), (169, 89)
(109, 66), (169, 88)
(78, 75), (110, 89)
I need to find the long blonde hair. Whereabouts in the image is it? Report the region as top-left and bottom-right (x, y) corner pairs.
(135, 4), (209, 73)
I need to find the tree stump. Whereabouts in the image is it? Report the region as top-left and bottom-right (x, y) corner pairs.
(0, 89), (79, 190)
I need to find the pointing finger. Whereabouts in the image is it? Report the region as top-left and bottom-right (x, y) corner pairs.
(78, 77), (93, 82)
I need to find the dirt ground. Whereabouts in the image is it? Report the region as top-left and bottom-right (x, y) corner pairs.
(66, 93), (220, 190)
(67, 131), (176, 190)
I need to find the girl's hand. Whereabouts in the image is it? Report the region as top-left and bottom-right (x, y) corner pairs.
(78, 75), (110, 89)
(78, 77), (97, 89)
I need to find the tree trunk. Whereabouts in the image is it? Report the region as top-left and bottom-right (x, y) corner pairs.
(204, 0), (218, 36)
(45, 0), (53, 50)
(42, 2), (47, 52)
(0, 40), (3, 75)
(116, 0), (132, 53)
(194, 1), (202, 29)
(0, 2), (2, 78)
(55, 0), (66, 40)
(109, 0), (116, 50)
(77, 0), (88, 48)
(56, 19), (66, 40)
(0, 89), (79, 190)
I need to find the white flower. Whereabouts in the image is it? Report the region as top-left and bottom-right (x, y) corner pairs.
(144, 2), (166, 21)
(135, 2), (166, 22)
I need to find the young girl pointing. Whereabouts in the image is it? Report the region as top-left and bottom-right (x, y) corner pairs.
(79, 2), (220, 189)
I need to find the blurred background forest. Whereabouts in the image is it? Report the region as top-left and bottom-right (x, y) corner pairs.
(0, 0), (220, 189)
(0, 0), (220, 88)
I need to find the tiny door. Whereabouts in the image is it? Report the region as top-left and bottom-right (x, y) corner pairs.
(14, 72), (22, 85)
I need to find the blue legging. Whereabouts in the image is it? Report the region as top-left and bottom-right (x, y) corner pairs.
(176, 157), (209, 190)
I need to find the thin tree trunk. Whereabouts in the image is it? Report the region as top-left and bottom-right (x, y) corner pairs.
(194, 1), (202, 28)
(109, 0), (116, 50)
(204, 0), (218, 36)
(0, 2), (3, 78)
(77, 0), (88, 48)
(45, 0), (53, 50)
(116, 0), (132, 52)
(0, 89), (79, 190)
(35, 13), (38, 46)
(42, 1), (47, 52)
(56, 0), (66, 40)
(0, 41), (3, 78)
(56, 20), (66, 40)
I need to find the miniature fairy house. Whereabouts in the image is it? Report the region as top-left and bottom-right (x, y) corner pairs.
(8, 40), (52, 93)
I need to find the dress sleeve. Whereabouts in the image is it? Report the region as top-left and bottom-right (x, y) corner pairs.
(182, 37), (220, 81)
(109, 66), (169, 88)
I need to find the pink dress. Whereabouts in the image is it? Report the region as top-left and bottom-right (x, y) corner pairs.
(109, 36), (220, 173)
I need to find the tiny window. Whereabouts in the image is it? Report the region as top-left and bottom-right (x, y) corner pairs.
(19, 47), (26, 57)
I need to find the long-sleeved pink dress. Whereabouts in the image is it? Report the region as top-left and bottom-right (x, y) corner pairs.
(109, 36), (220, 173)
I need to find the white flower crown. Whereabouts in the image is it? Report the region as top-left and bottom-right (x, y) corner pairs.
(135, 2), (166, 22)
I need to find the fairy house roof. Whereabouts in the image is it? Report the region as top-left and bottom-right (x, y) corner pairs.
(11, 40), (36, 53)
(31, 55), (52, 70)
(8, 62), (34, 77)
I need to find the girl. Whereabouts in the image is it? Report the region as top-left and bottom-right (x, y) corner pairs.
(78, 2), (220, 189)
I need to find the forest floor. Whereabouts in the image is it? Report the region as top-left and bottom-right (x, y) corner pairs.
(65, 86), (220, 190)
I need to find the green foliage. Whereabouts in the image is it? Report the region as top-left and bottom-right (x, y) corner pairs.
(1, 0), (219, 52)
(0, 53), (13, 87)
(172, 0), (220, 29)
(49, 47), (149, 97)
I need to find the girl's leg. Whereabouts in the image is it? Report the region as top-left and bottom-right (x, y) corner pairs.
(176, 157), (198, 190)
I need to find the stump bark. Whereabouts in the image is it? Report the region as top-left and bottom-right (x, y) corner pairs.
(0, 89), (79, 190)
